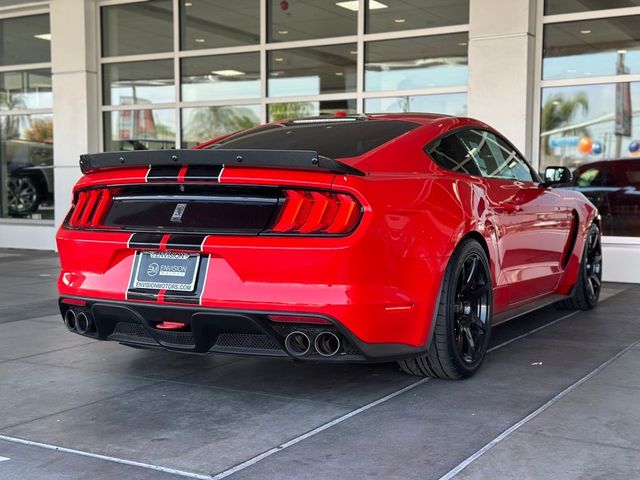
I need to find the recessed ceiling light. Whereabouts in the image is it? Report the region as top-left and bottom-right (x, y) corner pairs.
(335, 0), (387, 12)
(335, 72), (344, 76)
(617, 49), (627, 54)
(185, 1), (192, 6)
(580, 29), (591, 34)
(278, 30), (288, 35)
(274, 57), (284, 62)
(349, 50), (358, 55)
(34, 33), (51, 41)
(458, 42), (467, 46)
(194, 38), (206, 43)
(211, 69), (245, 76)
(394, 18), (405, 23)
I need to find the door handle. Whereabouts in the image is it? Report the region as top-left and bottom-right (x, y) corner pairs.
(494, 202), (522, 214)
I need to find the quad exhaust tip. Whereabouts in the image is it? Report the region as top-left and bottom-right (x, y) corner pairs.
(63, 310), (76, 331)
(284, 331), (311, 357)
(75, 312), (93, 335)
(314, 331), (341, 357)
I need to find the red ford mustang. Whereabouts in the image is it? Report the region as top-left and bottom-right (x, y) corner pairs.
(57, 114), (602, 379)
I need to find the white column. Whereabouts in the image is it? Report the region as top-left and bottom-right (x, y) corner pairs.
(467, 0), (537, 160)
(51, 0), (99, 231)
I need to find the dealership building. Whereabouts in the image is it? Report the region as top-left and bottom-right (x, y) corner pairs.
(0, 0), (638, 282)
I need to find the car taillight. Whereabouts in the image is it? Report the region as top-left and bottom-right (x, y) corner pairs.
(270, 189), (362, 235)
(68, 189), (112, 228)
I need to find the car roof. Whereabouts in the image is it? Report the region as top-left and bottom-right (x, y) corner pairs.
(574, 158), (640, 171)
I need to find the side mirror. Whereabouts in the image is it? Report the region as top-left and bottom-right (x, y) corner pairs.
(542, 166), (572, 186)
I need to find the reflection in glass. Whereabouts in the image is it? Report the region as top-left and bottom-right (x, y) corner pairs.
(543, 16), (640, 80)
(180, 0), (259, 50)
(268, 99), (356, 121)
(364, 92), (466, 115)
(101, 0), (173, 57)
(268, 0), (356, 42)
(366, 0), (469, 33)
(0, 114), (54, 219)
(104, 109), (176, 151)
(0, 15), (50, 66)
(268, 44), (357, 97)
(365, 34), (468, 92)
(545, 0), (640, 15)
(181, 53), (260, 102)
(0, 70), (52, 110)
(540, 83), (640, 236)
(182, 105), (260, 148)
(103, 61), (174, 106)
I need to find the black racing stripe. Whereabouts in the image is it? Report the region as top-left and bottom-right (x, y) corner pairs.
(163, 255), (209, 305)
(184, 165), (222, 181)
(147, 165), (181, 182)
(127, 289), (159, 302)
(165, 234), (207, 251)
(129, 233), (164, 250)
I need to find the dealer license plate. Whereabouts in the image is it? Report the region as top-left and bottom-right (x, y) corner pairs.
(133, 251), (200, 291)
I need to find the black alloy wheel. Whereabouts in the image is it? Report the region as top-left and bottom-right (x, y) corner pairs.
(8, 176), (41, 216)
(398, 239), (493, 379)
(453, 253), (491, 365)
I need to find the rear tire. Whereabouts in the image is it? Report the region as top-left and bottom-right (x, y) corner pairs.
(555, 223), (602, 311)
(398, 239), (493, 379)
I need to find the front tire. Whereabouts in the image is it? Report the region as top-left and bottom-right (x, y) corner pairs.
(555, 223), (602, 311)
(399, 239), (493, 379)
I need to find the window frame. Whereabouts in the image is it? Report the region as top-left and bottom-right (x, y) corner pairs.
(425, 126), (542, 183)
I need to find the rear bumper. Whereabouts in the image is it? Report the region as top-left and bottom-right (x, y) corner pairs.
(59, 298), (428, 362)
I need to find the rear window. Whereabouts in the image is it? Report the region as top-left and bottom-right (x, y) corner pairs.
(210, 120), (418, 159)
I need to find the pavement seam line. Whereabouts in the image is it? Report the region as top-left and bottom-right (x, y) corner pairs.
(0, 435), (213, 480)
(0, 304), (608, 480)
(437, 336), (640, 480)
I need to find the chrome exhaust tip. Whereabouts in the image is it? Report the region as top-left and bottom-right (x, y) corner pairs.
(284, 331), (311, 357)
(314, 331), (341, 357)
(63, 310), (77, 331)
(75, 312), (92, 335)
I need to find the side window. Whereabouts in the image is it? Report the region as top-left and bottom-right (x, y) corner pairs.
(427, 134), (482, 176)
(455, 129), (534, 182)
(575, 167), (606, 187)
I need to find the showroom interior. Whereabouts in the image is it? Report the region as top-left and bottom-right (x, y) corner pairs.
(0, 1), (639, 479)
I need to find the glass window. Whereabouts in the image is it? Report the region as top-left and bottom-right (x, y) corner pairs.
(366, 0), (469, 33)
(104, 109), (176, 151)
(545, 0), (640, 15)
(268, 0), (356, 42)
(181, 105), (261, 148)
(212, 120), (419, 159)
(268, 99), (356, 121)
(365, 33), (468, 92)
(456, 129), (533, 182)
(101, 0), (173, 57)
(0, 70), (52, 110)
(181, 53), (260, 102)
(103, 61), (174, 106)
(0, 114), (54, 219)
(427, 134), (481, 176)
(539, 83), (640, 171)
(268, 44), (357, 97)
(180, 0), (259, 50)
(364, 92), (466, 115)
(543, 16), (640, 81)
(0, 15), (50, 66)
(575, 167), (607, 187)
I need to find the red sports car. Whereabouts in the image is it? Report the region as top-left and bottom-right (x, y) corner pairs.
(57, 114), (602, 379)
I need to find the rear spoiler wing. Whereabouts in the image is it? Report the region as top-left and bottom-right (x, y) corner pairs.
(79, 149), (366, 176)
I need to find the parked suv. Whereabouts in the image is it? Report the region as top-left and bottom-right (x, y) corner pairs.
(559, 159), (640, 237)
(5, 139), (53, 217)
